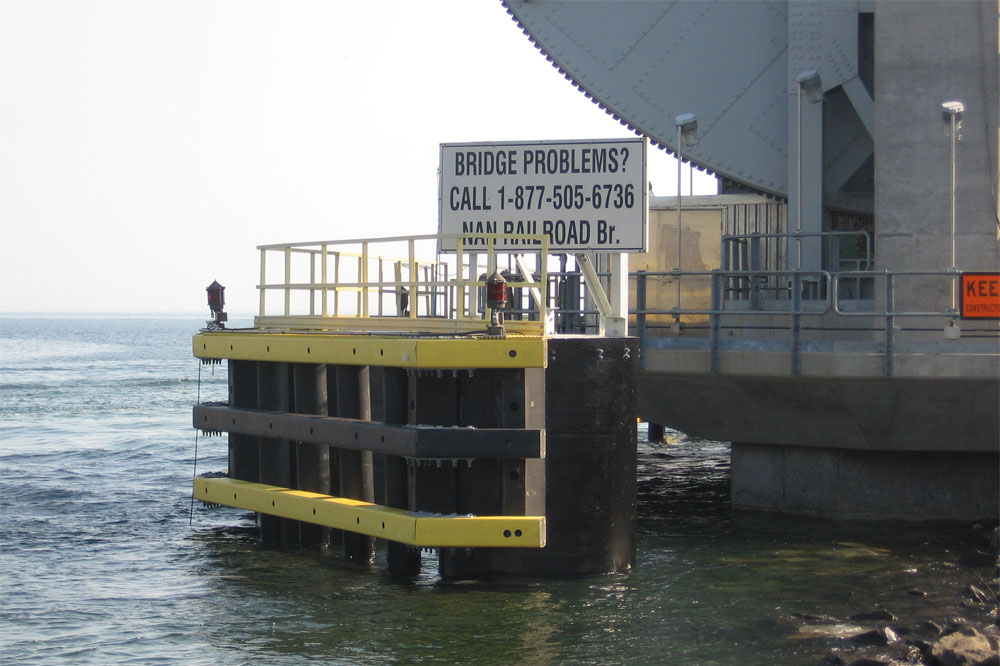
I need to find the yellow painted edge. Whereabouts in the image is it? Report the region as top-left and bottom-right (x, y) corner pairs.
(192, 332), (546, 368)
(195, 477), (545, 548)
(415, 515), (547, 549)
(416, 338), (546, 369)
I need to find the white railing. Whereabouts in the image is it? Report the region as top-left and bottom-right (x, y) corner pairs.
(255, 233), (552, 334)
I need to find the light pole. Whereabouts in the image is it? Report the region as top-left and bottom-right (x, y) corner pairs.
(942, 100), (964, 338)
(795, 70), (822, 271)
(674, 113), (698, 327)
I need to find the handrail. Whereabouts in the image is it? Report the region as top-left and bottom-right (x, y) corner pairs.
(722, 229), (874, 270)
(632, 267), (997, 376)
(255, 233), (555, 334)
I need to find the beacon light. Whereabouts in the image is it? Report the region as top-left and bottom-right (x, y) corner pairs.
(485, 270), (507, 337)
(206, 280), (228, 329)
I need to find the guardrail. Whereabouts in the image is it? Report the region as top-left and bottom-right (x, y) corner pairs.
(634, 268), (997, 376)
(255, 233), (552, 334)
(249, 233), (994, 375)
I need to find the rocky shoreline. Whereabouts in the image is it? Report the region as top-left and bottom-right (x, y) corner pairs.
(809, 527), (999, 666)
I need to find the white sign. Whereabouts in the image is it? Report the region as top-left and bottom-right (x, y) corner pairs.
(438, 138), (647, 252)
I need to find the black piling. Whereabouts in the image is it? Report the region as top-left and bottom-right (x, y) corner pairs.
(257, 361), (296, 546)
(292, 363), (330, 547)
(529, 337), (636, 574)
(333, 365), (376, 565)
(381, 367), (420, 576)
(228, 360), (259, 482)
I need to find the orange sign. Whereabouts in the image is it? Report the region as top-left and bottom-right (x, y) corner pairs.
(960, 272), (1000, 319)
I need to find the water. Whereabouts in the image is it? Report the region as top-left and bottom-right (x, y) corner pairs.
(1, 316), (995, 665)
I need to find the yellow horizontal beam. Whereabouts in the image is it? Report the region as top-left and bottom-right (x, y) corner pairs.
(193, 331), (546, 368)
(194, 476), (545, 548)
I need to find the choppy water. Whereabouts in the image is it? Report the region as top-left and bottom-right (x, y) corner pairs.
(1, 316), (995, 665)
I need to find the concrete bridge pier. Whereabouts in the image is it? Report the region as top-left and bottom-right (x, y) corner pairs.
(639, 363), (1000, 521)
(731, 443), (999, 520)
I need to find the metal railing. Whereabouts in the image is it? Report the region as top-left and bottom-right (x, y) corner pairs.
(250, 233), (994, 375)
(633, 267), (997, 377)
(255, 233), (554, 334)
(722, 230), (874, 302)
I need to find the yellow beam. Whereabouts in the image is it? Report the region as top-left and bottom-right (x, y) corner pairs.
(192, 332), (546, 368)
(194, 476), (545, 548)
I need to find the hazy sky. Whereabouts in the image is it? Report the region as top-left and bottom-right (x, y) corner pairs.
(1, 0), (716, 315)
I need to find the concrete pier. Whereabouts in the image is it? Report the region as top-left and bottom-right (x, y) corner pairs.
(639, 348), (1000, 520)
(730, 443), (998, 520)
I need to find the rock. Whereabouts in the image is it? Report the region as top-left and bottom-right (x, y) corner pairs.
(916, 621), (944, 637)
(851, 609), (897, 622)
(816, 654), (845, 666)
(899, 643), (927, 661)
(853, 627), (899, 646)
(927, 626), (998, 666)
(847, 659), (889, 666)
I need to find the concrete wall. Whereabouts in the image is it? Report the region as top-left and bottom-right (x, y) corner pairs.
(874, 0), (999, 317)
(731, 443), (999, 520)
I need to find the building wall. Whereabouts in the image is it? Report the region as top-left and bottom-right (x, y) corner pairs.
(874, 0), (999, 317)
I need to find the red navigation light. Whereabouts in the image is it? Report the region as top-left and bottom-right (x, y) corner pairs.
(205, 281), (228, 329)
(485, 271), (507, 310)
(206, 281), (225, 313)
(485, 270), (507, 337)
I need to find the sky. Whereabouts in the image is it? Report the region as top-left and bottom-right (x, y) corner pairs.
(1, 0), (717, 315)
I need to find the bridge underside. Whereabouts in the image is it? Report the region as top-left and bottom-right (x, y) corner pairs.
(639, 361), (999, 520)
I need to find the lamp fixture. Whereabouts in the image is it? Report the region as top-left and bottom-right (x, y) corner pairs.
(796, 70), (823, 103)
(674, 113), (698, 146)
